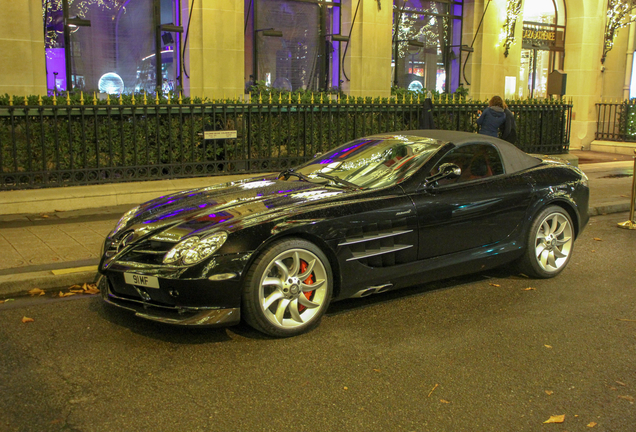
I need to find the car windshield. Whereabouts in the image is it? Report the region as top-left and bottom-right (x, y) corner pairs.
(293, 135), (443, 189)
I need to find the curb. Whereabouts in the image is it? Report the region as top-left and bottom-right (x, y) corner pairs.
(0, 203), (631, 300)
(0, 270), (97, 298)
(588, 202), (632, 216)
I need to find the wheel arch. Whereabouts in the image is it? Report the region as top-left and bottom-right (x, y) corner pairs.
(239, 230), (343, 300)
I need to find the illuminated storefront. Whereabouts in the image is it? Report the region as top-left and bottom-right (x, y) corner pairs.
(518, 0), (565, 98)
(43, 0), (183, 93)
(392, 0), (463, 93)
(244, 0), (343, 92)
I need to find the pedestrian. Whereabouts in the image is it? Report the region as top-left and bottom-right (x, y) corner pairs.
(500, 102), (517, 144)
(418, 95), (436, 129)
(476, 95), (506, 138)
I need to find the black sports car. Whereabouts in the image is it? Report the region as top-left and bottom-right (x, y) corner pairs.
(97, 130), (589, 337)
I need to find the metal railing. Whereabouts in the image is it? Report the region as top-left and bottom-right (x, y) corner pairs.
(596, 101), (636, 142)
(0, 98), (572, 190)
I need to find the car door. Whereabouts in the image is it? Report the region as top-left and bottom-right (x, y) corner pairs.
(410, 143), (534, 260)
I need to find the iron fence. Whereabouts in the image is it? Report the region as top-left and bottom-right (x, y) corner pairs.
(0, 99), (572, 190)
(595, 101), (636, 142)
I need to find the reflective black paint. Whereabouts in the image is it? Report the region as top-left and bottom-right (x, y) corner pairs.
(98, 132), (590, 327)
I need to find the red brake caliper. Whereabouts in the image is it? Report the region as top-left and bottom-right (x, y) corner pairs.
(298, 260), (315, 312)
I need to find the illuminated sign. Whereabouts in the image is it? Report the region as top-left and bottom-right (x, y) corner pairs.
(522, 23), (560, 49)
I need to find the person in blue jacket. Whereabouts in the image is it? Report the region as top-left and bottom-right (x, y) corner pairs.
(476, 96), (506, 137)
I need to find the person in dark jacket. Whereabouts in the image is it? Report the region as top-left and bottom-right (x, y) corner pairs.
(500, 102), (517, 144)
(476, 96), (506, 137)
(418, 97), (436, 129)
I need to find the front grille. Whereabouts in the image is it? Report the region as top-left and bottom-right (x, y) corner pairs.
(104, 229), (181, 265)
(119, 238), (177, 265)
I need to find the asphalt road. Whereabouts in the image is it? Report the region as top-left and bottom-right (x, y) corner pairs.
(1, 213), (635, 432)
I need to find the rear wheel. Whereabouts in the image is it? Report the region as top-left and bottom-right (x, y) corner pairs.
(242, 238), (332, 337)
(518, 205), (574, 278)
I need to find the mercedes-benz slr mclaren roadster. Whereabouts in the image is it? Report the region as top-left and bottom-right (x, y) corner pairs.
(97, 130), (589, 337)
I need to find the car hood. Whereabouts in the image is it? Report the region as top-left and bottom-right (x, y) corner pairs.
(114, 177), (350, 240)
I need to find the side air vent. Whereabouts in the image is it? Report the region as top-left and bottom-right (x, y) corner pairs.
(339, 218), (414, 267)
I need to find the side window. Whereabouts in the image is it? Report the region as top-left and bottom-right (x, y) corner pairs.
(432, 144), (504, 186)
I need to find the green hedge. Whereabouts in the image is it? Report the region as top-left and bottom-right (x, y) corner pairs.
(0, 95), (572, 189)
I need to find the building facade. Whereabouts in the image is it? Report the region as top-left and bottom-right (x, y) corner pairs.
(2, 0), (633, 149)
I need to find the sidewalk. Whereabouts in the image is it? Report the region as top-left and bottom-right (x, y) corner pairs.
(0, 151), (634, 298)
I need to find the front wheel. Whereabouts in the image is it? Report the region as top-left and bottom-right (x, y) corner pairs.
(517, 205), (574, 278)
(242, 238), (333, 337)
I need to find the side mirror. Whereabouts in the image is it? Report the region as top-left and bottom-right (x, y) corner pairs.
(423, 163), (461, 187)
(438, 163), (461, 178)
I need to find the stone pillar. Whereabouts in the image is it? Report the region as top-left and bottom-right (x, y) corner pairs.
(621, 24), (635, 100)
(341, 0), (392, 98)
(1, 0), (47, 96)
(463, 0), (506, 101)
(564, 0), (606, 149)
(502, 5), (524, 99)
(183, 0), (244, 99)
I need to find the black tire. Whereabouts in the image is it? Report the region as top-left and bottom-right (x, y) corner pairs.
(517, 205), (575, 278)
(242, 238), (333, 337)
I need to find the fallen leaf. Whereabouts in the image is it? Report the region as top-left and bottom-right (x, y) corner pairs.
(618, 395), (634, 402)
(428, 383), (439, 397)
(2, 298), (14, 303)
(523, 287), (536, 291)
(440, 399), (450, 404)
(28, 288), (45, 296)
(343, 386), (348, 390)
(84, 287), (100, 295)
(617, 319), (636, 322)
(588, 422), (597, 427)
(82, 283), (88, 290)
(61, 293), (76, 297)
(489, 283), (501, 287)
(21, 316), (34, 323)
(68, 284), (81, 290)
(543, 414), (565, 424)
(616, 381), (627, 386)
(544, 345), (553, 349)
(70, 290), (84, 293)
(40, 214), (49, 218)
(609, 386), (618, 391)
(372, 369), (381, 373)
(593, 237), (602, 241)
(591, 250), (596, 253)
(545, 390), (554, 395)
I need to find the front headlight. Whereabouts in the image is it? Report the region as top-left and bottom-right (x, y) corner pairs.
(113, 205), (140, 235)
(163, 232), (228, 265)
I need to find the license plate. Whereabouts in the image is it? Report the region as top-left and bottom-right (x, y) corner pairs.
(124, 273), (160, 289)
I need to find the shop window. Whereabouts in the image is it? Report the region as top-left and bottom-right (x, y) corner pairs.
(43, 0), (182, 94)
(245, 0), (342, 92)
(392, 0), (463, 94)
(519, 0), (565, 98)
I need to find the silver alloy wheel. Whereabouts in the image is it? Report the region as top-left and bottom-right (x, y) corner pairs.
(534, 212), (573, 273)
(258, 248), (329, 329)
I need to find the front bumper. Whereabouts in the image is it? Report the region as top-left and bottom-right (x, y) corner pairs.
(98, 274), (241, 327)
